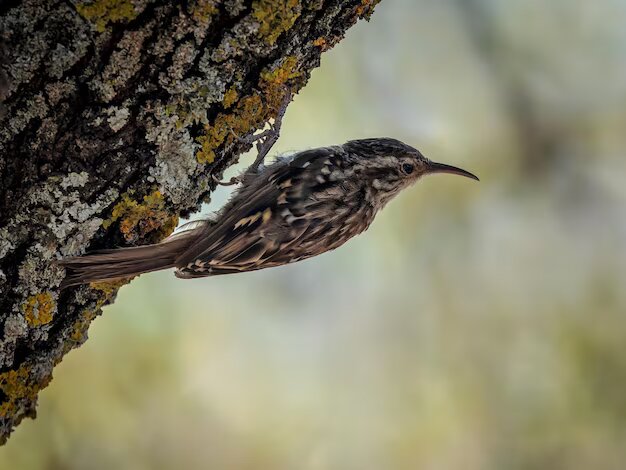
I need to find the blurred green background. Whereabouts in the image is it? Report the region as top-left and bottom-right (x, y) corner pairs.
(4, 0), (626, 468)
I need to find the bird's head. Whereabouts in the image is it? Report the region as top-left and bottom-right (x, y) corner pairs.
(343, 137), (478, 206)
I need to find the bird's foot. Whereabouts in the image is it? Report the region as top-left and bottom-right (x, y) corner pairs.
(214, 90), (292, 186)
(245, 91), (292, 173)
(212, 174), (241, 186)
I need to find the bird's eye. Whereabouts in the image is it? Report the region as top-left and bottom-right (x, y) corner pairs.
(401, 163), (414, 175)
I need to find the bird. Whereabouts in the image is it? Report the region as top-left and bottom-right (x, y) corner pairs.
(59, 138), (478, 288)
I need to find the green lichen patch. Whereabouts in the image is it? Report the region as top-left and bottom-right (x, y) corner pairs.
(103, 190), (178, 243)
(165, 101), (192, 130)
(22, 292), (55, 327)
(251, 0), (303, 45)
(75, 0), (138, 32)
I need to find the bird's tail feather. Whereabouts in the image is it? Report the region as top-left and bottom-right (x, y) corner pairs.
(58, 234), (195, 288)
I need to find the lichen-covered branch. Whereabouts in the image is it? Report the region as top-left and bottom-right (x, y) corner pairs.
(0, 0), (381, 444)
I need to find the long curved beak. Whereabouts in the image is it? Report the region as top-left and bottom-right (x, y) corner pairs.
(425, 161), (479, 181)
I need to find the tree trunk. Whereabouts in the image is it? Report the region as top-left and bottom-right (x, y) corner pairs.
(0, 0), (380, 444)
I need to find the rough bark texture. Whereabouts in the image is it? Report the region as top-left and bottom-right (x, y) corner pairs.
(0, 0), (380, 444)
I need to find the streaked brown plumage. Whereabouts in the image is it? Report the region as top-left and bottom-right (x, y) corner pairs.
(59, 138), (478, 287)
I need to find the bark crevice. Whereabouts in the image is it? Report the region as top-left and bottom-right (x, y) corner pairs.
(0, 0), (381, 443)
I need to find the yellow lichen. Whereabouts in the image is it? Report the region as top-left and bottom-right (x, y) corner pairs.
(196, 57), (303, 165)
(197, 94), (266, 164)
(90, 278), (133, 300)
(22, 292), (55, 327)
(0, 364), (51, 418)
(223, 87), (239, 109)
(190, 0), (218, 22)
(103, 190), (178, 243)
(68, 309), (99, 345)
(63, 280), (129, 354)
(312, 37), (328, 50)
(251, 0), (302, 45)
(356, 0), (382, 19)
(75, 0), (138, 32)
(260, 56), (301, 86)
(259, 56), (303, 113)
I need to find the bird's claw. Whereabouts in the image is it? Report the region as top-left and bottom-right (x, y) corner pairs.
(216, 90), (292, 186)
(246, 91), (291, 173)
(212, 174), (241, 186)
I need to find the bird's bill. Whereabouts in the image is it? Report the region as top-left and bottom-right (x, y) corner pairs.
(425, 161), (479, 181)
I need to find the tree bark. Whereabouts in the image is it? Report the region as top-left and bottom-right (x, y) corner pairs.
(0, 0), (380, 444)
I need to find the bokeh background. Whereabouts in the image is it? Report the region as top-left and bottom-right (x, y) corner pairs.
(3, 0), (626, 468)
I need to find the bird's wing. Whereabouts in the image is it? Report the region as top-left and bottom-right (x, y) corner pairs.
(174, 147), (339, 278)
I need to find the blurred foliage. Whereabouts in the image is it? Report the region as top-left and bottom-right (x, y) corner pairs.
(2, 0), (626, 468)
